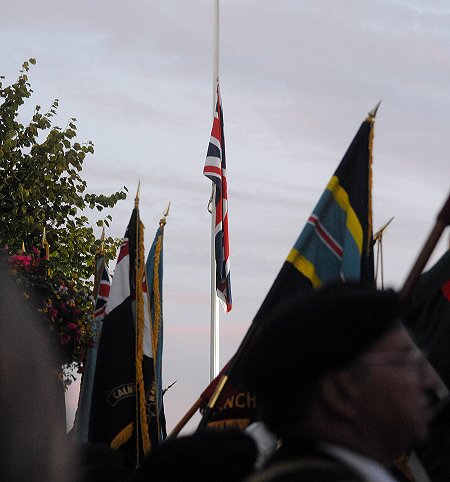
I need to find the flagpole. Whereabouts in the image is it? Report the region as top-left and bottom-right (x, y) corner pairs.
(213, 0), (219, 112)
(134, 183), (141, 465)
(210, 0), (220, 381)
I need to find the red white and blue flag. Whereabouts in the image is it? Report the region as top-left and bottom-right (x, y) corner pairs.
(93, 261), (111, 321)
(203, 85), (232, 312)
(71, 256), (111, 444)
(89, 208), (160, 466)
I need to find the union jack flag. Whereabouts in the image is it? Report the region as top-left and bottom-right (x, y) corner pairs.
(71, 256), (111, 443)
(203, 85), (232, 312)
(93, 260), (111, 322)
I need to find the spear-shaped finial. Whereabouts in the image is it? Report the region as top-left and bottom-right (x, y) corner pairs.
(21, 240), (25, 253)
(373, 216), (394, 242)
(135, 181), (141, 209)
(96, 226), (106, 255)
(160, 201), (171, 227)
(162, 380), (177, 396)
(367, 100), (382, 120)
(42, 227), (50, 259)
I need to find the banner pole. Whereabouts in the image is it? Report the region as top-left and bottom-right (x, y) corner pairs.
(400, 191), (450, 300)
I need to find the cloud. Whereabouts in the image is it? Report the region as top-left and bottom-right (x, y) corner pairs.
(6, 0), (450, 433)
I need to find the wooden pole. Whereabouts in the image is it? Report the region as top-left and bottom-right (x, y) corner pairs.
(400, 191), (450, 300)
(167, 397), (203, 440)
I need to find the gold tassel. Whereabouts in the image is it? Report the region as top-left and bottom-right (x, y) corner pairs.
(135, 218), (151, 457)
(111, 422), (133, 450)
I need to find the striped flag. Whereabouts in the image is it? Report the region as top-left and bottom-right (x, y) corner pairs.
(203, 85), (232, 312)
(93, 261), (111, 322)
(89, 207), (160, 466)
(256, 113), (375, 317)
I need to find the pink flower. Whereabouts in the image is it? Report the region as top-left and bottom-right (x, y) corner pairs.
(67, 322), (78, 330)
(49, 307), (58, 319)
(10, 254), (33, 270)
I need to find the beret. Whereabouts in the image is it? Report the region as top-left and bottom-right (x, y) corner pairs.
(242, 282), (401, 403)
(136, 430), (257, 481)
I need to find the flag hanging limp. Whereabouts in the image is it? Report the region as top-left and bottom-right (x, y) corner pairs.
(71, 254), (111, 444)
(203, 85), (232, 312)
(146, 214), (168, 441)
(88, 206), (160, 466)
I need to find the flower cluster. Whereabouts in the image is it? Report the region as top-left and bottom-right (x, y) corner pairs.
(8, 248), (94, 388)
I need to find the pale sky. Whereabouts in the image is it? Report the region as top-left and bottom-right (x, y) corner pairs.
(2, 0), (450, 434)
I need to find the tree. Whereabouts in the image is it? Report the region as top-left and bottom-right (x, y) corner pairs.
(0, 59), (127, 383)
(0, 58), (126, 277)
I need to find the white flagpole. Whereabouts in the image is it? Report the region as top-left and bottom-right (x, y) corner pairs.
(210, 0), (220, 381)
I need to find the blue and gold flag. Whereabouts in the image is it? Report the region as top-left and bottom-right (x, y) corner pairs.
(146, 218), (167, 441)
(256, 114), (375, 318)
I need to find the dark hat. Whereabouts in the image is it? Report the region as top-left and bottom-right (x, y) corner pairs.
(242, 282), (401, 406)
(134, 430), (257, 482)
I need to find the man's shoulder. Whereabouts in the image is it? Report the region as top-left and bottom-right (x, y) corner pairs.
(245, 447), (364, 482)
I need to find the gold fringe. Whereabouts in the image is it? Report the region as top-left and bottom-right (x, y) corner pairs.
(367, 118), (374, 255)
(150, 229), (163, 442)
(207, 418), (250, 430)
(152, 230), (163, 362)
(136, 218), (151, 457)
(111, 422), (133, 449)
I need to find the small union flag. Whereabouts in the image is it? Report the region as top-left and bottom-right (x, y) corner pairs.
(203, 85), (232, 312)
(93, 261), (110, 321)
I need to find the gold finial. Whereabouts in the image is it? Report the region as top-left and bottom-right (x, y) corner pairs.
(160, 201), (171, 227)
(42, 227), (50, 258)
(135, 181), (141, 209)
(21, 241), (25, 253)
(97, 226), (106, 255)
(373, 216), (394, 242)
(367, 100), (382, 121)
